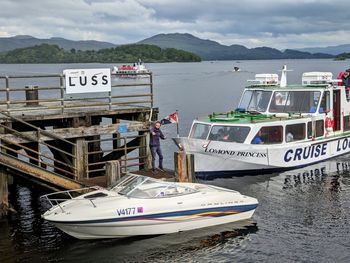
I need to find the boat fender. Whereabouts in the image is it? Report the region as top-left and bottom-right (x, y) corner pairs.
(325, 116), (334, 132)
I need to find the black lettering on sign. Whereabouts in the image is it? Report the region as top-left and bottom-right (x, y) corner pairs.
(102, 75), (108, 85)
(91, 75), (98, 85)
(69, 77), (75, 86)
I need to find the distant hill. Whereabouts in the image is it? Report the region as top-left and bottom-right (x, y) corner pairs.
(297, 44), (350, 56)
(0, 43), (201, 63)
(139, 33), (333, 60)
(0, 35), (116, 52)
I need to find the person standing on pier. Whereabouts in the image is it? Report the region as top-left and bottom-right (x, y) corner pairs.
(150, 121), (166, 172)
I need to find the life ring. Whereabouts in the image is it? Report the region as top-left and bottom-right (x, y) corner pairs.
(325, 116), (334, 131)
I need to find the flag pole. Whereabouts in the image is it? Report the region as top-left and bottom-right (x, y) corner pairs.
(176, 109), (180, 138)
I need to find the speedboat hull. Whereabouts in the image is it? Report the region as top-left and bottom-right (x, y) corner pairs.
(41, 175), (258, 239)
(48, 206), (256, 239)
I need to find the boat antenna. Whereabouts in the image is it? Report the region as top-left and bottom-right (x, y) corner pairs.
(279, 65), (292, 87)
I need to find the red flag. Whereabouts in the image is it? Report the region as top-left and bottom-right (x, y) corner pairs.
(161, 112), (178, 124)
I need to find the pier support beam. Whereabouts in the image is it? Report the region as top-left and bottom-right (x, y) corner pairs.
(106, 160), (121, 187)
(0, 167), (9, 217)
(139, 131), (151, 170)
(174, 151), (195, 183)
(74, 138), (88, 180)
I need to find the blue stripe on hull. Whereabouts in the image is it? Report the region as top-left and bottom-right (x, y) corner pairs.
(46, 204), (258, 225)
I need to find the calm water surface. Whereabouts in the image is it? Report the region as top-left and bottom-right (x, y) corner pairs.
(1, 60), (350, 262)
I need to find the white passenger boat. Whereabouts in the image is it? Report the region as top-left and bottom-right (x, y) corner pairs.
(41, 174), (258, 239)
(175, 66), (350, 177)
(111, 59), (150, 77)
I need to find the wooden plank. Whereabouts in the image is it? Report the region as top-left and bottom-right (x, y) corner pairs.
(0, 107), (158, 122)
(0, 122), (148, 143)
(0, 153), (84, 189)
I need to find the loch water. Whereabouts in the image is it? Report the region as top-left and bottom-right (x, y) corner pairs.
(1, 59), (350, 262)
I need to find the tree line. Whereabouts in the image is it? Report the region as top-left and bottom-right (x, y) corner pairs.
(0, 43), (201, 63)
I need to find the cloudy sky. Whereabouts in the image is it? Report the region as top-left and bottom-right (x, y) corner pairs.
(0, 0), (349, 49)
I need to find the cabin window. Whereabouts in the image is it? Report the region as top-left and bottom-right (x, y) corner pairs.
(251, 126), (283, 144)
(319, 91), (330, 113)
(208, 125), (251, 143)
(344, 115), (350, 131)
(189, 123), (210, 139)
(285, 123), (306, 142)
(238, 90), (272, 112)
(307, 120), (324, 138)
(269, 91), (321, 113)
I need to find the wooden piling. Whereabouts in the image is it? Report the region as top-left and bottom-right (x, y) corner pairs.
(174, 151), (195, 183)
(25, 85), (39, 106)
(0, 167), (8, 217)
(106, 160), (121, 187)
(74, 138), (88, 180)
(186, 153), (195, 183)
(139, 131), (151, 170)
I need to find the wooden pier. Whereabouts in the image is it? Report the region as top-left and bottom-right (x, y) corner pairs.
(0, 71), (164, 214)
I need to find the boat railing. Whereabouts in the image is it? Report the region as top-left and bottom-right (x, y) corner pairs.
(40, 186), (102, 212)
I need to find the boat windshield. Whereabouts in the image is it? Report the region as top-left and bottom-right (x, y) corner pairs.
(208, 125), (250, 143)
(111, 174), (198, 198)
(238, 90), (272, 112)
(189, 123), (211, 139)
(269, 90), (321, 113)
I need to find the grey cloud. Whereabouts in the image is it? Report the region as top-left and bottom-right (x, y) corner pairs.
(0, 0), (349, 49)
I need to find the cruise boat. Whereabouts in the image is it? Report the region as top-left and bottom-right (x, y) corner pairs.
(111, 60), (150, 77)
(175, 66), (350, 177)
(41, 174), (258, 239)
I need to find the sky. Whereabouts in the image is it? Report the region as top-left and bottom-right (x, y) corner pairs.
(0, 0), (349, 49)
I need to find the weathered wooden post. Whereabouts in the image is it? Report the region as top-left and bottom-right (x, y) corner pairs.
(74, 138), (88, 180)
(0, 167), (8, 217)
(139, 131), (151, 170)
(174, 151), (195, 183)
(25, 85), (39, 106)
(106, 160), (121, 187)
(174, 151), (185, 182)
(186, 153), (195, 183)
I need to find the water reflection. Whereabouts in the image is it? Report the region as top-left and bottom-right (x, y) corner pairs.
(1, 176), (259, 263)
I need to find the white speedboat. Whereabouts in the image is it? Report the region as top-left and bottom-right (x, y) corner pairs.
(41, 174), (258, 239)
(175, 66), (350, 178)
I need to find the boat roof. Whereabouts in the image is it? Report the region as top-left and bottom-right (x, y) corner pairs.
(245, 84), (331, 90)
(196, 111), (312, 125)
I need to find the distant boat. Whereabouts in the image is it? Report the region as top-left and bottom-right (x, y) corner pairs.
(112, 59), (150, 78)
(233, 66), (241, 72)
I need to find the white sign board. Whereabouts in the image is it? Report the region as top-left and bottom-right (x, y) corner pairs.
(64, 68), (111, 94)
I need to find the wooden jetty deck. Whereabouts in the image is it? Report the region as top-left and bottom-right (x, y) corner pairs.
(0, 71), (195, 216)
(0, 72), (163, 213)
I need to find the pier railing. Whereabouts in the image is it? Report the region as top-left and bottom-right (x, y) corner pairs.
(0, 111), (78, 178)
(0, 73), (153, 116)
(85, 133), (148, 178)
